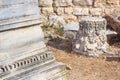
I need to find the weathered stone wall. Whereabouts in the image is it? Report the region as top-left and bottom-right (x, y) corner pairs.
(38, 0), (120, 25)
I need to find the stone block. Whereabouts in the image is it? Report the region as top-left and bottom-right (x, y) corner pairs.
(73, 17), (111, 56)
(49, 15), (65, 28)
(56, 7), (65, 15)
(94, 0), (105, 7)
(73, 8), (89, 16)
(40, 14), (48, 24)
(0, 0), (68, 79)
(63, 22), (79, 39)
(53, 0), (72, 7)
(64, 7), (73, 14)
(90, 8), (102, 16)
(38, 0), (53, 7)
(104, 8), (115, 14)
(0, 0), (40, 31)
(41, 7), (54, 14)
(63, 14), (78, 22)
(73, 0), (93, 6)
(106, 0), (120, 5)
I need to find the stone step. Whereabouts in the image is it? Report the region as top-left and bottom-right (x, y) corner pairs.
(1, 61), (67, 80)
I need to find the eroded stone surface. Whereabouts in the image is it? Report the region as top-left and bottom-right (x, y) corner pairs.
(73, 8), (89, 16)
(94, 0), (106, 7)
(73, 17), (109, 56)
(90, 8), (102, 16)
(63, 14), (78, 22)
(63, 22), (79, 39)
(106, 0), (120, 5)
(64, 7), (73, 14)
(49, 15), (65, 28)
(53, 0), (72, 7)
(37, 0), (120, 26)
(55, 7), (64, 15)
(73, 0), (93, 6)
(38, 0), (53, 7)
(41, 7), (54, 14)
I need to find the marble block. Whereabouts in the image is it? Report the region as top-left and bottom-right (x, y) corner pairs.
(0, 0), (67, 80)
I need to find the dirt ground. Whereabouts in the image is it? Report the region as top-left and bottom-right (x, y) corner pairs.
(46, 35), (120, 80)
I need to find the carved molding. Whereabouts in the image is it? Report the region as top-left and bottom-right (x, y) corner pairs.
(0, 52), (54, 76)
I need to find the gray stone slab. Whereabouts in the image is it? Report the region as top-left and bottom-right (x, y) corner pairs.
(0, 26), (46, 64)
(63, 22), (79, 39)
(0, 0), (67, 79)
(0, 0), (40, 31)
(63, 22), (79, 31)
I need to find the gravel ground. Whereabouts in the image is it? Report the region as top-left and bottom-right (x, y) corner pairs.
(46, 36), (120, 80)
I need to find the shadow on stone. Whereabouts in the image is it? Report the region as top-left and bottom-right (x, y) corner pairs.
(107, 34), (120, 48)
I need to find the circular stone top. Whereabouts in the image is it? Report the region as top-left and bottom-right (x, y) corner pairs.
(81, 17), (106, 22)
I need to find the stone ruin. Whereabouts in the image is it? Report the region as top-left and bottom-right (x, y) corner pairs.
(0, 0), (67, 80)
(64, 17), (116, 57)
(72, 17), (108, 56)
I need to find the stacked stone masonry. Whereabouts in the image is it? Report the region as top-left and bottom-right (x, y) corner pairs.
(38, 0), (120, 23)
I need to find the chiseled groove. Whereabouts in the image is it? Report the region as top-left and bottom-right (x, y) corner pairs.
(0, 52), (53, 76)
